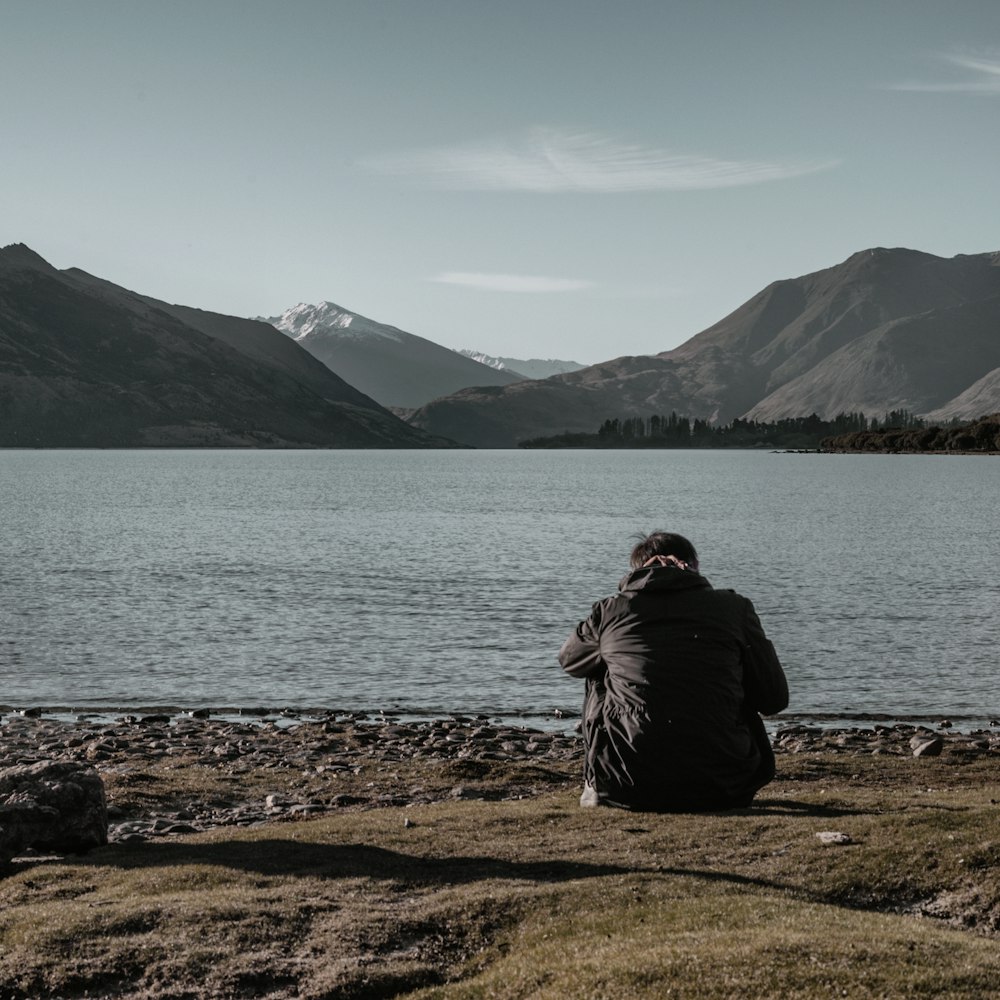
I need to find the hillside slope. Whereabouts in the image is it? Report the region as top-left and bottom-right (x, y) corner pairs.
(408, 248), (1000, 446)
(0, 245), (448, 448)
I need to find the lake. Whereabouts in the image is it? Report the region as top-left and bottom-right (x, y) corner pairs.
(1, 449), (998, 729)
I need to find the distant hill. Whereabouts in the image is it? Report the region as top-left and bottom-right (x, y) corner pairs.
(408, 248), (1000, 447)
(457, 350), (586, 380)
(263, 302), (524, 409)
(922, 367), (1000, 423)
(0, 244), (449, 448)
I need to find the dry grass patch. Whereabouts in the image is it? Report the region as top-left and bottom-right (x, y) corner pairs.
(411, 888), (1000, 999)
(1, 754), (998, 998)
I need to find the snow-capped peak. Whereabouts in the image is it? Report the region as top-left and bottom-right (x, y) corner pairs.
(460, 350), (508, 371)
(457, 350), (585, 380)
(262, 301), (402, 343)
(267, 302), (353, 340)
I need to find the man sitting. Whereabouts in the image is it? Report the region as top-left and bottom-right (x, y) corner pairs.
(559, 531), (788, 811)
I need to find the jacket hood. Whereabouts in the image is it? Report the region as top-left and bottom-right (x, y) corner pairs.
(617, 565), (712, 595)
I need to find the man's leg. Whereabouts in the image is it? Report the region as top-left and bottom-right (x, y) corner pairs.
(579, 677), (606, 807)
(746, 711), (776, 796)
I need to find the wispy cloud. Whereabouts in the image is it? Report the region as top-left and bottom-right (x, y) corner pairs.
(890, 51), (1000, 93)
(430, 271), (592, 293)
(363, 127), (837, 193)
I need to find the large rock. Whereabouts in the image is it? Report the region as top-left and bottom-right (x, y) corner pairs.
(910, 735), (945, 757)
(0, 761), (108, 865)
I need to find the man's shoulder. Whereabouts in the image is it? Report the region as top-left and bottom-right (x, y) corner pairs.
(592, 591), (628, 613)
(705, 587), (753, 606)
(679, 585), (756, 619)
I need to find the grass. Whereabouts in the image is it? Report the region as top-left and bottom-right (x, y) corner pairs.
(1, 753), (998, 998)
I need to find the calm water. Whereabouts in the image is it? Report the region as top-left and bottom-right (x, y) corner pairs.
(1, 449), (998, 728)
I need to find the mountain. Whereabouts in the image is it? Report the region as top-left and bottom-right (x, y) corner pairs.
(408, 248), (1000, 447)
(743, 295), (1000, 422)
(457, 350), (586, 380)
(0, 244), (449, 448)
(263, 302), (524, 409)
(922, 368), (1000, 423)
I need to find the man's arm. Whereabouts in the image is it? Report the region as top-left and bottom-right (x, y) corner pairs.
(557, 603), (606, 679)
(741, 600), (789, 715)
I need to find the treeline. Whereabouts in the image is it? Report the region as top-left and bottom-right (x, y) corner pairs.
(821, 413), (1000, 453)
(519, 410), (926, 450)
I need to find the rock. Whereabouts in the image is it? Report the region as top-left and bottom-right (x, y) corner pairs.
(815, 831), (854, 846)
(911, 736), (944, 757)
(330, 794), (366, 807)
(450, 785), (485, 800)
(108, 820), (153, 843)
(0, 761), (108, 864)
(288, 804), (324, 816)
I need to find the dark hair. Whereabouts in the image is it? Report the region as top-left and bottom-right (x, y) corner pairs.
(629, 531), (699, 570)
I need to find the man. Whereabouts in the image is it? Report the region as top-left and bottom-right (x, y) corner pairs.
(559, 531), (788, 811)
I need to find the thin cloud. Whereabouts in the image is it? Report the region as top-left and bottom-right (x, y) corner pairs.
(363, 127), (837, 193)
(431, 271), (592, 293)
(890, 51), (1000, 93)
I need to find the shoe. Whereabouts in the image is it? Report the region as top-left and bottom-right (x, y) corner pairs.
(580, 783), (599, 808)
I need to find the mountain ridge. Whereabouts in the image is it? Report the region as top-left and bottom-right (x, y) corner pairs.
(0, 244), (450, 448)
(408, 247), (1000, 446)
(457, 350), (585, 380)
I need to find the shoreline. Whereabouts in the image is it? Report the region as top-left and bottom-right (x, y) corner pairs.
(3, 712), (1000, 846)
(4, 704), (999, 734)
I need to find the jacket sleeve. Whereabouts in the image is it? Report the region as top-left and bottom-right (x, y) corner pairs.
(741, 600), (789, 715)
(558, 602), (606, 679)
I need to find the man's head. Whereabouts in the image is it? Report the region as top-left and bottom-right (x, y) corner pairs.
(629, 531), (699, 571)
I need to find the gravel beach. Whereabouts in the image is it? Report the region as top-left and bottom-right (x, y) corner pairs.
(3, 711), (999, 848)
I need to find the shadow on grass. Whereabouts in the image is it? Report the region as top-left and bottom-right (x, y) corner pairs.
(80, 839), (639, 886)
(617, 798), (866, 819)
(40, 839), (963, 933)
(81, 840), (873, 919)
(76, 839), (833, 913)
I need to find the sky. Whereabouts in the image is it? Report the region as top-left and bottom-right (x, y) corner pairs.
(2, 0), (999, 364)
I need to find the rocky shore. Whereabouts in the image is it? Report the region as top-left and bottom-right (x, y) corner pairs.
(3, 710), (999, 852)
(1, 711), (580, 850)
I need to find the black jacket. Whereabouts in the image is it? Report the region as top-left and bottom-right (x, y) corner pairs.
(559, 566), (788, 811)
